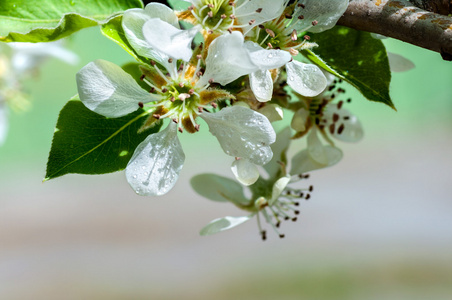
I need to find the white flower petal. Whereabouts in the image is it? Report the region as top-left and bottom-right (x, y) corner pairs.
(190, 173), (249, 205)
(291, 145), (343, 174)
(387, 52), (415, 72)
(122, 4), (177, 72)
(258, 104), (284, 122)
(200, 215), (252, 236)
(249, 70), (273, 102)
(231, 159), (260, 186)
(286, 61), (327, 97)
(323, 106), (364, 142)
(245, 41), (292, 70)
(144, 2), (180, 27)
(307, 127), (328, 165)
(8, 41), (78, 74)
(269, 175), (291, 205)
(291, 108), (310, 132)
(125, 122), (185, 196)
(143, 18), (198, 62)
(76, 59), (159, 118)
(199, 31), (257, 86)
(294, 0), (348, 33)
(200, 106), (276, 165)
(0, 104), (8, 146)
(237, 0), (288, 34)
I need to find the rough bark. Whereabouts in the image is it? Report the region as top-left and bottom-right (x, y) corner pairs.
(337, 0), (452, 61)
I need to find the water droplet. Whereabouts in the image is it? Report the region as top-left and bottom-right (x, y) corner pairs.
(289, 77), (294, 81)
(267, 54), (273, 58)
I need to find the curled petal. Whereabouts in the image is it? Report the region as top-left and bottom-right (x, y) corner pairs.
(293, 0), (348, 33)
(231, 159), (260, 186)
(200, 106), (276, 165)
(269, 176), (291, 205)
(190, 173), (249, 205)
(125, 122), (185, 196)
(123, 4), (177, 70)
(291, 146), (343, 174)
(286, 61), (327, 97)
(249, 70), (273, 102)
(143, 18), (198, 62)
(200, 216), (252, 236)
(199, 31), (257, 86)
(76, 60), (160, 118)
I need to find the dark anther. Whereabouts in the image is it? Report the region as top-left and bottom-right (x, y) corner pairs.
(305, 194), (311, 200)
(138, 102), (144, 108)
(294, 210), (300, 215)
(337, 123), (345, 135)
(309, 185), (313, 192)
(140, 74), (145, 80)
(337, 100), (344, 109)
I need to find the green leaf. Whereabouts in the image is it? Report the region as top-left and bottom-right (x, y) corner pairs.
(301, 26), (394, 109)
(45, 97), (161, 180)
(101, 15), (148, 63)
(0, 0), (143, 42)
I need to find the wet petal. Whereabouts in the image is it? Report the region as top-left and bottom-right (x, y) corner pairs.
(286, 61), (327, 97)
(190, 173), (249, 205)
(200, 216), (252, 235)
(294, 0), (348, 33)
(323, 106), (364, 142)
(245, 41), (291, 69)
(199, 31), (257, 86)
(76, 59), (160, 118)
(249, 69), (273, 102)
(231, 159), (260, 186)
(200, 106), (276, 165)
(125, 122), (185, 196)
(143, 18), (198, 62)
(291, 145), (343, 174)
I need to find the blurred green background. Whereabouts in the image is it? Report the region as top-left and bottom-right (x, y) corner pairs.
(0, 25), (451, 299)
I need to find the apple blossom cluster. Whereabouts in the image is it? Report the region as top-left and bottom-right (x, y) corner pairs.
(74, 0), (361, 239)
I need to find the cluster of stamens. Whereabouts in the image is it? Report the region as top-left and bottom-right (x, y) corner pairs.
(310, 80), (353, 137)
(254, 174), (313, 241)
(138, 58), (217, 133)
(186, 0), (265, 34)
(248, 2), (318, 55)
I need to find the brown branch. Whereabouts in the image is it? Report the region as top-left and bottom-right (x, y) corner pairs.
(409, 0), (452, 14)
(337, 0), (452, 61)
